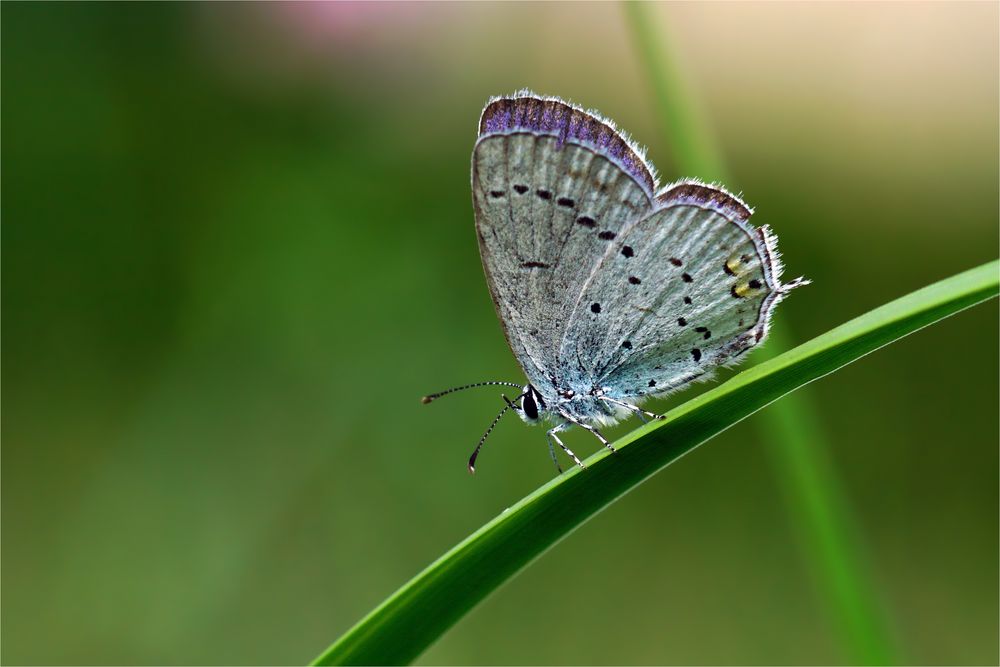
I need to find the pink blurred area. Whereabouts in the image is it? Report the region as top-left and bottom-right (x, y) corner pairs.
(267, 2), (445, 53)
(193, 1), (466, 110)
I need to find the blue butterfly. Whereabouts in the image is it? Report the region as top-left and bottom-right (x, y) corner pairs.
(425, 92), (807, 473)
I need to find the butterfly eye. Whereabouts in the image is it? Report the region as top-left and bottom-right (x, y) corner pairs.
(521, 392), (539, 421)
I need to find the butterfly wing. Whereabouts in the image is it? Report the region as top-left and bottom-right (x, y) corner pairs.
(559, 181), (806, 401)
(472, 94), (656, 391)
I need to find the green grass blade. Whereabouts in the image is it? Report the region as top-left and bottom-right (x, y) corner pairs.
(622, 1), (725, 181)
(623, 3), (901, 661)
(759, 368), (897, 663)
(313, 261), (998, 666)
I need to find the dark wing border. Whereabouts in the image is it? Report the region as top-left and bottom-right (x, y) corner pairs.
(479, 91), (658, 198)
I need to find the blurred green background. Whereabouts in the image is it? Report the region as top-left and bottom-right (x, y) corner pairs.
(2, 2), (997, 665)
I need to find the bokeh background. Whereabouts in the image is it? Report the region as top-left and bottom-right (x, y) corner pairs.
(2, 2), (997, 665)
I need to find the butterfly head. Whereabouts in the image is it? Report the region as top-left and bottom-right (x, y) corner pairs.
(517, 384), (546, 424)
(421, 379), (552, 473)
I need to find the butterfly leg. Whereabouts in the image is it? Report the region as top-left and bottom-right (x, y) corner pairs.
(546, 423), (583, 470)
(600, 396), (666, 422)
(559, 410), (616, 454)
(547, 438), (563, 474)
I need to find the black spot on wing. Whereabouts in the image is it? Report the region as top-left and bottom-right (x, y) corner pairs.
(683, 296), (692, 305)
(669, 257), (683, 266)
(591, 302), (601, 314)
(621, 245), (635, 258)
(691, 348), (702, 362)
(576, 216), (596, 228)
(681, 273), (693, 283)
(489, 190), (505, 198)
(521, 261), (550, 269)
(622, 340), (632, 350)
(557, 197), (575, 208)
(598, 231), (616, 240)
(749, 278), (763, 289)
(628, 276), (641, 285)
(536, 189), (552, 200)
(677, 317), (687, 326)
(513, 184), (528, 194)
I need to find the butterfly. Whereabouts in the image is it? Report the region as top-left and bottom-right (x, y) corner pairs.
(424, 92), (808, 473)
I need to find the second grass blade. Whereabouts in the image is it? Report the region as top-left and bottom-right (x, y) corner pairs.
(621, 3), (901, 661)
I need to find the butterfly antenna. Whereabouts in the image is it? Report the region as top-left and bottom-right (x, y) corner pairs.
(421, 381), (522, 404)
(468, 402), (513, 474)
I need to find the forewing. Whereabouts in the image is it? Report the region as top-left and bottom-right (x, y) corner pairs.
(560, 182), (803, 399)
(472, 95), (654, 389)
